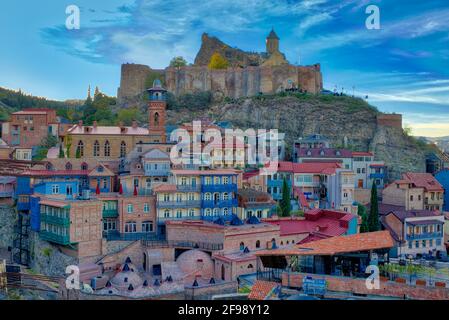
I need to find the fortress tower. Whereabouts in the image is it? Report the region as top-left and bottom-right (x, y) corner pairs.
(147, 79), (167, 143)
(266, 28), (280, 55)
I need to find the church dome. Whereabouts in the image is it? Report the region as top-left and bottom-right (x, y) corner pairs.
(152, 79), (162, 88)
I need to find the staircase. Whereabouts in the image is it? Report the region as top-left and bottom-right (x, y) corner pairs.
(13, 213), (30, 266)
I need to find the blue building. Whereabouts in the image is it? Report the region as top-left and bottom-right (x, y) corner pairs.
(200, 171), (239, 221)
(435, 169), (449, 211)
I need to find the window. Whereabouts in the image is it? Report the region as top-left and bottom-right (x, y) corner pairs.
(223, 176), (229, 184)
(65, 162), (72, 170)
(429, 239), (433, 247)
(188, 209), (195, 217)
(213, 208), (219, 216)
(437, 238), (442, 246)
(408, 241), (412, 249)
(410, 195), (414, 201)
(104, 140), (111, 157)
(256, 240), (260, 248)
(77, 141), (84, 157)
(422, 240), (426, 248)
(176, 210), (182, 218)
(93, 140), (100, 157)
(127, 204), (133, 213)
(124, 221), (137, 233)
(415, 241), (419, 248)
(164, 210), (170, 218)
(120, 141), (127, 158)
(223, 192), (229, 200)
(81, 162), (88, 170)
(223, 208), (229, 215)
(144, 203), (149, 213)
(204, 193), (212, 201)
(66, 185), (73, 196)
(142, 221), (153, 233)
(52, 185), (59, 194)
(239, 242), (245, 251)
(205, 208), (211, 216)
(257, 210), (262, 218)
(103, 178), (107, 189)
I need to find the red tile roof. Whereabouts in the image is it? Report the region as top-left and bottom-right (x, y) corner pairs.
(248, 280), (279, 300)
(402, 172), (444, 192)
(262, 209), (355, 238)
(352, 151), (373, 157)
(267, 161), (341, 174)
(255, 231), (394, 256)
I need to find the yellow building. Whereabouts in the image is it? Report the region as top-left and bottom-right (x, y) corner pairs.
(66, 80), (168, 160)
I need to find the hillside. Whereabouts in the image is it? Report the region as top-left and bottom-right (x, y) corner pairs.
(165, 92), (427, 180)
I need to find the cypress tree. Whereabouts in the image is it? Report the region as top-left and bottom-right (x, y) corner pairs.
(280, 177), (291, 217)
(357, 204), (369, 233)
(368, 182), (380, 231)
(58, 144), (65, 158)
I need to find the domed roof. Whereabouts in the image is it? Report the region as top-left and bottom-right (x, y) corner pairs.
(110, 262), (143, 290)
(176, 249), (214, 280)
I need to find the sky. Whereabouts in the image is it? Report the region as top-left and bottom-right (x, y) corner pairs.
(1, 0), (449, 137)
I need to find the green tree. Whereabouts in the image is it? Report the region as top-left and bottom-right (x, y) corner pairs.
(208, 52), (229, 70)
(75, 146), (81, 159)
(368, 183), (380, 232)
(279, 177), (291, 217)
(40, 134), (58, 149)
(117, 107), (144, 125)
(357, 204), (369, 233)
(169, 56), (188, 68)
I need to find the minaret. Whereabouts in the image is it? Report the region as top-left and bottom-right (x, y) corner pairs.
(147, 79), (167, 143)
(87, 85), (91, 99)
(266, 28), (280, 55)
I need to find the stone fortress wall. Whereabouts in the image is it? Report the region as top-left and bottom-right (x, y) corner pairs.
(117, 30), (323, 104)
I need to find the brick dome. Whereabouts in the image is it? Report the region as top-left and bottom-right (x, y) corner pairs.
(176, 249), (214, 279)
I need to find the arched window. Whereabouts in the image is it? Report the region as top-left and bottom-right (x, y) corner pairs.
(247, 264), (254, 269)
(164, 210), (170, 218)
(81, 162), (88, 170)
(120, 141), (127, 158)
(213, 208), (219, 216)
(205, 208), (211, 216)
(154, 112), (159, 126)
(104, 140), (111, 157)
(93, 140), (100, 157)
(65, 162), (72, 170)
(204, 193), (212, 201)
(77, 141), (84, 157)
(239, 242), (245, 251)
(223, 192), (229, 200)
(256, 240), (260, 248)
(223, 208), (229, 215)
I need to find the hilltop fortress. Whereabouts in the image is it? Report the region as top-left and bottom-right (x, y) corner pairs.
(117, 29), (323, 104)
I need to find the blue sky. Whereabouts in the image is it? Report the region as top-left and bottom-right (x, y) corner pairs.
(1, 0), (449, 136)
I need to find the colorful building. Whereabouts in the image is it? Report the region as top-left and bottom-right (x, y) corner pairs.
(435, 169), (449, 211)
(237, 188), (276, 220)
(381, 209), (446, 259)
(382, 172), (444, 211)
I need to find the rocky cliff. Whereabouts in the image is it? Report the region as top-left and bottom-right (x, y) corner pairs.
(165, 93), (426, 180)
(194, 33), (264, 67)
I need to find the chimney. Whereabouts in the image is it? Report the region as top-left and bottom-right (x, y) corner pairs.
(78, 120), (83, 127)
(93, 120), (98, 129)
(132, 120), (138, 129)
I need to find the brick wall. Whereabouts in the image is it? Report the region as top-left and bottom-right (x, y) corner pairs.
(282, 272), (449, 300)
(377, 114), (403, 129)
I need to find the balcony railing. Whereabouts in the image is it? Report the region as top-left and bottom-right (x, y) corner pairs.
(406, 232), (443, 240)
(144, 170), (170, 177)
(40, 231), (71, 245)
(104, 231), (160, 241)
(201, 199), (238, 208)
(0, 191), (13, 198)
(156, 200), (201, 208)
(102, 209), (119, 218)
(40, 214), (70, 227)
(370, 173), (385, 179)
(158, 215), (201, 222)
(201, 183), (238, 192)
(176, 184), (201, 192)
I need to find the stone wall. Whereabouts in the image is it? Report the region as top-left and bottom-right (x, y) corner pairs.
(184, 280), (238, 300)
(117, 63), (323, 104)
(377, 114), (402, 129)
(0, 204), (16, 249)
